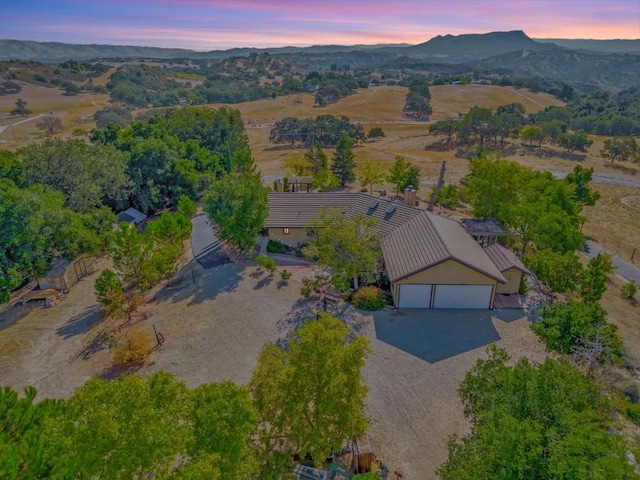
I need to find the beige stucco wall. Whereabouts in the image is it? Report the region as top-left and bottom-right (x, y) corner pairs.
(268, 227), (311, 247)
(496, 268), (522, 294)
(391, 259), (499, 306)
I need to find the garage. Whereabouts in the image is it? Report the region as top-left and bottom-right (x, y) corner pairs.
(398, 284), (432, 308)
(433, 285), (493, 309)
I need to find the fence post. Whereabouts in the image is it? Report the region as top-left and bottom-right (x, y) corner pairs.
(632, 248), (636, 264)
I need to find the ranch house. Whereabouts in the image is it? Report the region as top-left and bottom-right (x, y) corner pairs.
(266, 191), (526, 309)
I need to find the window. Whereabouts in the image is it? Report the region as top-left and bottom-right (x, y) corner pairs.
(283, 228), (290, 235)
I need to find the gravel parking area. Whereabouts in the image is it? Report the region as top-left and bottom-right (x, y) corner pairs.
(0, 256), (548, 479)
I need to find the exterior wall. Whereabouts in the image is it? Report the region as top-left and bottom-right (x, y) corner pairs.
(391, 259), (499, 307)
(38, 254), (96, 292)
(496, 268), (522, 294)
(267, 227), (311, 247)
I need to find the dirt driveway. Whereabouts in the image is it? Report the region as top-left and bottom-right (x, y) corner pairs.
(0, 256), (547, 479)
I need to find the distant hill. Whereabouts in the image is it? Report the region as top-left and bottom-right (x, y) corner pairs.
(535, 38), (640, 55)
(406, 30), (550, 62)
(470, 47), (640, 91)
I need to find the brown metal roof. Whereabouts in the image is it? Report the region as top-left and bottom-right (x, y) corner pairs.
(267, 192), (507, 284)
(382, 211), (506, 283)
(484, 243), (530, 274)
(266, 193), (361, 228)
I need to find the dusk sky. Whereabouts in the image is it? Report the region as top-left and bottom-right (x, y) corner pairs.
(2, 0), (639, 50)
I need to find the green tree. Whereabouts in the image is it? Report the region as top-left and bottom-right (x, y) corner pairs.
(250, 313), (370, 475)
(579, 253), (614, 304)
(177, 195), (196, 218)
(94, 268), (124, 310)
(525, 249), (583, 292)
(429, 120), (459, 146)
(303, 209), (382, 291)
(387, 155), (420, 196)
(189, 382), (258, 479)
(438, 346), (634, 479)
(367, 126), (385, 142)
(10, 98), (31, 117)
(19, 138), (130, 212)
(600, 136), (639, 163)
(205, 172), (268, 252)
(558, 129), (593, 153)
(532, 301), (622, 360)
(565, 165), (600, 206)
(46, 372), (193, 479)
(0, 386), (61, 479)
(112, 223), (153, 288)
(359, 158), (386, 194)
(520, 125), (542, 147)
(331, 132), (356, 187)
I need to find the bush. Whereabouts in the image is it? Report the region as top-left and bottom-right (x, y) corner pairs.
(625, 403), (640, 426)
(112, 328), (152, 366)
(267, 239), (288, 254)
(532, 301), (623, 363)
(177, 195), (196, 217)
(621, 281), (638, 300)
(280, 269), (292, 280)
(351, 286), (386, 311)
(256, 254), (276, 273)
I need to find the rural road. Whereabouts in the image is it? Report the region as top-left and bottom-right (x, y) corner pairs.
(584, 239), (640, 284)
(190, 213), (230, 269)
(0, 113), (45, 136)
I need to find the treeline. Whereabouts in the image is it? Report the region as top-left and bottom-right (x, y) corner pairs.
(305, 70), (362, 106)
(0, 106), (250, 302)
(403, 78), (432, 120)
(0, 314), (370, 480)
(269, 114), (365, 147)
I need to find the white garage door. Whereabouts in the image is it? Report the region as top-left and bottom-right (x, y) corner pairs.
(398, 284), (432, 308)
(433, 285), (493, 309)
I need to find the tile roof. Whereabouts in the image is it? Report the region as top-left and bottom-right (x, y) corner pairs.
(267, 192), (508, 284)
(484, 243), (530, 274)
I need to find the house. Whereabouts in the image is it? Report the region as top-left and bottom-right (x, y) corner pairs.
(266, 192), (524, 309)
(483, 243), (530, 294)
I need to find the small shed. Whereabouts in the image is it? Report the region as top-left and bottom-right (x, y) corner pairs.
(37, 254), (96, 293)
(484, 244), (530, 294)
(353, 434), (373, 473)
(117, 207), (147, 225)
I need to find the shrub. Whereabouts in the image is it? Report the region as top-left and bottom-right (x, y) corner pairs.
(280, 269), (292, 280)
(625, 403), (640, 426)
(621, 281), (638, 300)
(177, 195), (196, 217)
(112, 328), (152, 366)
(351, 286), (386, 311)
(532, 301), (623, 363)
(256, 254), (276, 273)
(267, 239), (288, 254)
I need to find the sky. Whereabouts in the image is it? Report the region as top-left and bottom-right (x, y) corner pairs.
(1, 0), (639, 50)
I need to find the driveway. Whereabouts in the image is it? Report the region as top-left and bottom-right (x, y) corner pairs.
(584, 239), (640, 284)
(190, 213), (230, 269)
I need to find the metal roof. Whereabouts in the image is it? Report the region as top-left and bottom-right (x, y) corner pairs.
(267, 192), (508, 284)
(484, 243), (530, 274)
(461, 218), (514, 237)
(382, 211), (506, 283)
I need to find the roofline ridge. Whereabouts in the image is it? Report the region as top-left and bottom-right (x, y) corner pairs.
(423, 210), (453, 258)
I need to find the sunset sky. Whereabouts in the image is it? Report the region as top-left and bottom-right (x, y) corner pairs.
(2, 0), (639, 50)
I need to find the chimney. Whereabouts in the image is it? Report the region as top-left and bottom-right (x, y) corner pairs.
(403, 185), (416, 206)
(276, 178), (284, 192)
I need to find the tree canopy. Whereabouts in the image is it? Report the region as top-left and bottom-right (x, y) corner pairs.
(438, 346), (634, 479)
(331, 132), (356, 187)
(250, 313), (370, 477)
(303, 209), (382, 291)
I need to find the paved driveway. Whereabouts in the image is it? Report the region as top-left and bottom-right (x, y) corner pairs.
(190, 213), (230, 269)
(372, 308), (523, 363)
(585, 239), (640, 284)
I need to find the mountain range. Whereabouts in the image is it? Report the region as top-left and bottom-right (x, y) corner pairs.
(1, 31), (639, 91)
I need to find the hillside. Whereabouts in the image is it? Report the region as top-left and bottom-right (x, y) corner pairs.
(471, 47), (640, 92)
(535, 38), (640, 54)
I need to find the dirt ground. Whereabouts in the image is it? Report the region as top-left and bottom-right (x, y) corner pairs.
(0, 245), (548, 479)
